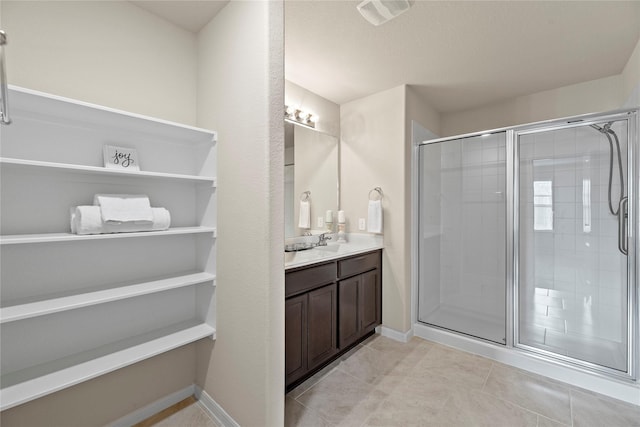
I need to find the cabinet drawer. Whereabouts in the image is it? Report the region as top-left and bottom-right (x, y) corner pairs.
(338, 251), (380, 279)
(286, 262), (336, 297)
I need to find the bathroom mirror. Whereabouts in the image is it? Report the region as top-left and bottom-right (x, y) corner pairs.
(285, 121), (339, 238)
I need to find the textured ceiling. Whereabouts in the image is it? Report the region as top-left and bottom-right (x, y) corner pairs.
(285, 0), (640, 113)
(132, 1), (640, 114)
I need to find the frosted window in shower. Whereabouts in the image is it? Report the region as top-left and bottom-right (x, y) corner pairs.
(418, 132), (507, 344)
(582, 179), (591, 233)
(533, 180), (553, 231)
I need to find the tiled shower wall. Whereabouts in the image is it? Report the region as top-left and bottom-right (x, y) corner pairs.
(420, 133), (506, 323)
(518, 122), (628, 369)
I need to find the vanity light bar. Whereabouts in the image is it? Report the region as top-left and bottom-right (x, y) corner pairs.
(285, 105), (317, 128)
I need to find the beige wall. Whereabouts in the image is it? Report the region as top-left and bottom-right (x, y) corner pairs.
(405, 86), (441, 327)
(622, 37), (640, 107)
(440, 74), (624, 136)
(285, 80), (340, 137)
(341, 85), (409, 332)
(1, 0), (198, 126)
(406, 85), (441, 138)
(195, 1), (284, 426)
(340, 85), (440, 334)
(440, 36), (640, 137)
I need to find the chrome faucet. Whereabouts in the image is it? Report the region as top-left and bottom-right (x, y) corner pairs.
(317, 233), (332, 246)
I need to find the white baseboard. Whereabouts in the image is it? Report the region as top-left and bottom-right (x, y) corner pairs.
(195, 385), (240, 427)
(108, 384), (239, 427)
(108, 384), (196, 427)
(379, 325), (413, 343)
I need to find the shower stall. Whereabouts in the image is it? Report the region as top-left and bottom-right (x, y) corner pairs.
(416, 109), (638, 381)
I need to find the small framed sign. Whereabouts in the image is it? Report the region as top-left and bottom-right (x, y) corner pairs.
(103, 145), (140, 171)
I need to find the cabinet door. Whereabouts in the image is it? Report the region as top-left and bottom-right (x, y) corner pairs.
(338, 276), (360, 349)
(285, 294), (307, 385)
(360, 269), (381, 334)
(307, 283), (338, 369)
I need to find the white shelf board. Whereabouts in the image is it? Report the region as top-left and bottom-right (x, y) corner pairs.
(0, 226), (217, 245)
(0, 157), (216, 185)
(0, 272), (216, 324)
(9, 85), (217, 144)
(0, 321), (216, 411)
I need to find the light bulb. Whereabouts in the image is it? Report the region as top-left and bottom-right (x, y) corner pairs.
(309, 115), (318, 123)
(297, 110), (309, 121)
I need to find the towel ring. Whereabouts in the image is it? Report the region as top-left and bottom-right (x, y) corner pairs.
(300, 191), (311, 201)
(368, 187), (383, 201)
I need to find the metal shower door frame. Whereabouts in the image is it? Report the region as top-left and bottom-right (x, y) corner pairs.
(415, 131), (510, 344)
(509, 109), (638, 381)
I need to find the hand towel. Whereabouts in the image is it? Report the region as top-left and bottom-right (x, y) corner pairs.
(93, 194), (154, 223)
(367, 199), (383, 234)
(298, 200), (311, 229)
(71, 206), (171, 235)
(71, 206), (103, 234)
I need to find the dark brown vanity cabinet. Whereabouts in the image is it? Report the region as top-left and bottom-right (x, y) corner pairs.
(338, 252), (382, 349)
(285, 250), (382, 388)
(285, 263), (338, 386)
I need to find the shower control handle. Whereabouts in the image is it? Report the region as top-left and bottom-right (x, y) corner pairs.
(618, 196), (628, 256)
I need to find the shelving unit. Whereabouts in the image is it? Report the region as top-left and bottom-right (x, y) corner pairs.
(0, 157), (217, 185)
(0, 86), (217, 411)
(0, 272), (216, 324)
(1, 321), (215, 410)
(0, 226), (217, 245)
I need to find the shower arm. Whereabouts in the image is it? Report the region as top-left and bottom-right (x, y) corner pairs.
(591, 123), (624, 216)
(0, 30), (10, 125)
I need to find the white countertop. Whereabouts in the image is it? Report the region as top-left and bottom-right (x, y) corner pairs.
(285, 233), (383, 270)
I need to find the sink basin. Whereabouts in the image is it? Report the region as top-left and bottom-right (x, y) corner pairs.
(285, 242), (316, 252)
(313, 244), (341, 253)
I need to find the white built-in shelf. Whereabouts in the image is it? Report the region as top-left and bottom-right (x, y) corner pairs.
(1, 86), (217, 411)
(0, 272), (216, 324)
(0, 320), (216, 411)
(9, 85), (217, 145)
(0, 157), (217, 185)
(0, 226), (217, 245)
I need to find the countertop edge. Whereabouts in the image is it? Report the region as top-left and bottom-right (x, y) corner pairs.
(284, 244), (384, 270)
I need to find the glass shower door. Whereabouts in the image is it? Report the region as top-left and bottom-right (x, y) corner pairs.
(418, 132), (507, 344)
(516, 118), (631, 374)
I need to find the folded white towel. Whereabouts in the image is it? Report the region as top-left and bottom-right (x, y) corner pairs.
(298, 200), (311, 229)
(367, 199), (383, 234)
(93, 194), (154, 223)
(71, 206), (171, 235)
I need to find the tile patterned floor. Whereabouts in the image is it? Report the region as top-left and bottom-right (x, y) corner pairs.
(151, 335), (640, 426)
(286, 334), (640, 427)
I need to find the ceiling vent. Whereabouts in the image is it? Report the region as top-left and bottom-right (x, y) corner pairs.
(357, 0), (412, 26)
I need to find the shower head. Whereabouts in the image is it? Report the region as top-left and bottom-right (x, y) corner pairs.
(591, 121), (614, 134)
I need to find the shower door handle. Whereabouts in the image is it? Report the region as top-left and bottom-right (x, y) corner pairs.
(618, 196), (628, 256)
